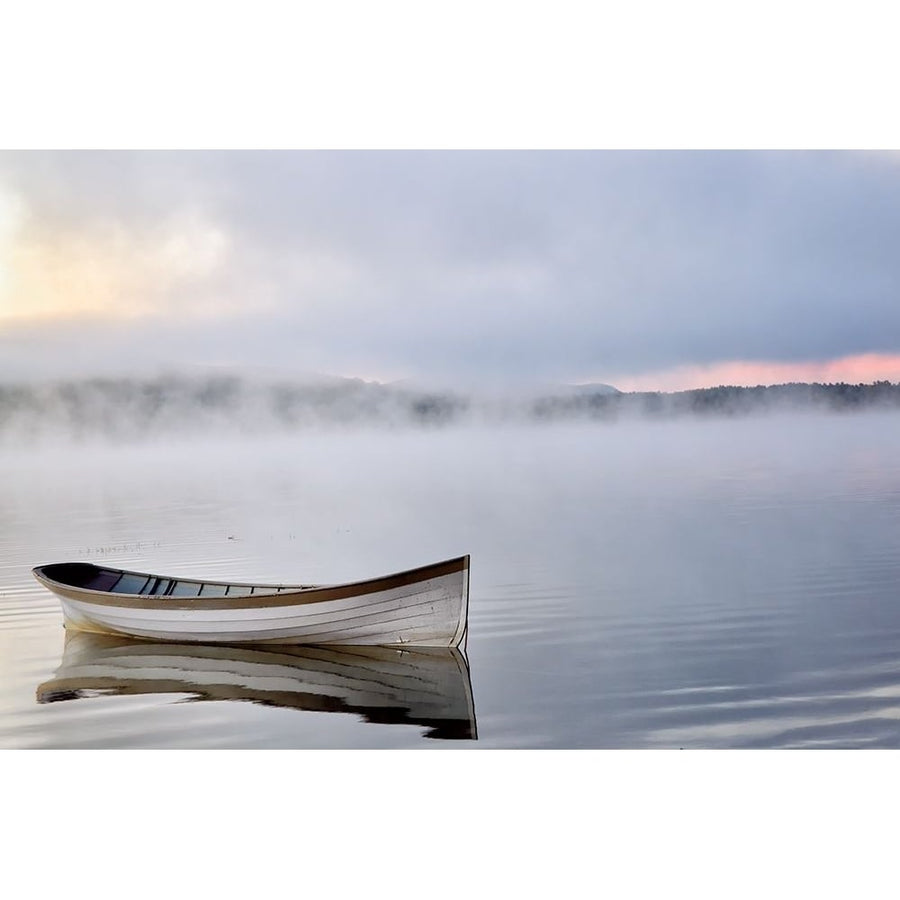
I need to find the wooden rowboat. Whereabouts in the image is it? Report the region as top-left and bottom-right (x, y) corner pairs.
(32, 555), (470, 648)
(37, 632), (477, 740)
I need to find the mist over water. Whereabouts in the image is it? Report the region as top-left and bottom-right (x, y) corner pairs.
(3, 373), (899, 447)
(3, 409), (900, 747)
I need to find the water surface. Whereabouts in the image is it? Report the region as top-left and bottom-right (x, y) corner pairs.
(3, 412), (900, 747)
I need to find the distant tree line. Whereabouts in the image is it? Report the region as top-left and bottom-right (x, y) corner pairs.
(0, 376), (898, 442)
(0, 375), (469, 442)
(532, 381), (900, 421)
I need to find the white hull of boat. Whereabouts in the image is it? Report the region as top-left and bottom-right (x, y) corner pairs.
(33, 556), (469, 648)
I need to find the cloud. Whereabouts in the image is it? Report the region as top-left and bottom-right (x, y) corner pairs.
(2, 209), (231, 323)
(612, 354), (900, 393)
(1, 150), (899, 385)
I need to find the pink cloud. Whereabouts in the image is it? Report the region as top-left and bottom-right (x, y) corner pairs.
(610, 354), (900, 393)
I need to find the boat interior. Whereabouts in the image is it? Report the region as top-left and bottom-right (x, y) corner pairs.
(36, 562), (288, 597)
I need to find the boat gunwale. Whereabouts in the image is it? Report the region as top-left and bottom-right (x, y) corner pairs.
(32, 555), (470, 611)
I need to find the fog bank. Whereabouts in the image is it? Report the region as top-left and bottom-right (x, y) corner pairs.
(1, 373), (899, 446)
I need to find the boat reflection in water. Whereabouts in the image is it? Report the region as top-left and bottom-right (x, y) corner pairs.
(37, 632), (477, 740)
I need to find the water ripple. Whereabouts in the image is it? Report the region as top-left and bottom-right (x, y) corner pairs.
(5, 420), (900, 747)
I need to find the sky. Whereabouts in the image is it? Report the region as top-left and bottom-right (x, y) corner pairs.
(1, 149), (899, 392)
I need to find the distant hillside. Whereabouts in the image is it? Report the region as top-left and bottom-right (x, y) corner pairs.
(0, 375), (468, 442)
(0, 375), (898, 443)
(563, 383), (621, 396)
(532, 381), (900, 420)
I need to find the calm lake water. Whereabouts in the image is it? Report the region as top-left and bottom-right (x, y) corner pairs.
(3, 411), (900, 748)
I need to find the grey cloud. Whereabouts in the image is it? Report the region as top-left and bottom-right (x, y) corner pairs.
(2, 150), (899, 384)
